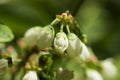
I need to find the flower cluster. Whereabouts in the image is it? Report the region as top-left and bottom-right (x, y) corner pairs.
(23, 11), (90, 80)
(22, 11), (118, 80)
(0, 12), (118, 80)
(24, 12), (90, 60)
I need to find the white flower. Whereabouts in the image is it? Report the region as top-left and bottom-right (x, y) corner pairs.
(24, 25), (55, 50)
(71, 42), (90, 63)
(86, 69), (103, 80)
(66, 33), (82, 57)
(101, 58), (117, 78)
(24, 26), (42, 48)
(37, 25), (55, 50)
(54, 32), (68, 54)
(79, 42), (90, 62)
(22, 71), (38, 80)
(67, 33), (90, 63)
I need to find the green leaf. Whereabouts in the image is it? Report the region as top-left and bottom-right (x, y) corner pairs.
(0, 24), (14, 42)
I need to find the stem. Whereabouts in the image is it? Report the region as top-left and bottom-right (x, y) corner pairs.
(66, 25), (70, 34)
(50, 18), (60, 26)
(60, 25), (64, 32)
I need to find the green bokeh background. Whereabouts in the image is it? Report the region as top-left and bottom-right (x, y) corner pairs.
(0, 0), (120, 79)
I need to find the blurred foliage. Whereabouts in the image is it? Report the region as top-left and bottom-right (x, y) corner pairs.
(0, 0), (120, 79)
(0, 24), (14, 42)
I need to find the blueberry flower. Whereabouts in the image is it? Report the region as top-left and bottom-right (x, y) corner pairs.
(54, 32), (68, 54)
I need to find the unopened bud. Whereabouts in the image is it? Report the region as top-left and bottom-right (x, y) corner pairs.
(67, 33), (90, 62)
(24, 26), (42, 48)
(66, 33), (82, 57)
(79, 42), (90, 62)
(24, 25), (55, 50)
(86, 69), (103, 80)
(54, 32), (68, 54)
(22, 71), (38, 80)
(37, 25), (55, 50)
(101, 59), (117, 78)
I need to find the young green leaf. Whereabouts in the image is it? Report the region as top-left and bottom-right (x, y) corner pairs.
(0, 24), (14, 42)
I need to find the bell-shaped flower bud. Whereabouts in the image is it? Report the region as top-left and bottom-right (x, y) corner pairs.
(86, 69), (103, 80)
(79, 42), (90, 62)
(24, 26), (42, 48)
(101, 58), (117, 78)
(54, 32), (68, 54)
(69, 43), (90, 64)
(67, 33), (90, 62)
(66, 33), (82, 57)
(37, 25), (55, 50)
(22, 71), (38, 80)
